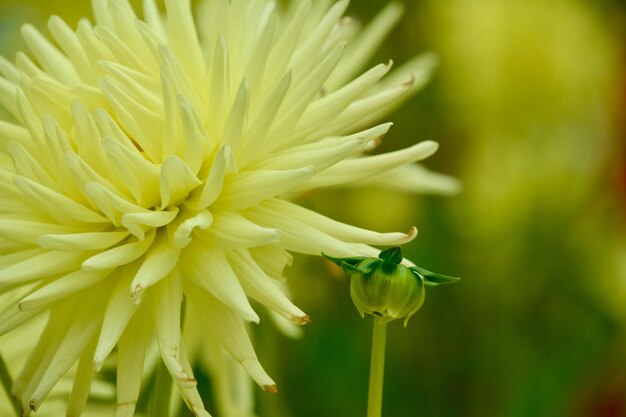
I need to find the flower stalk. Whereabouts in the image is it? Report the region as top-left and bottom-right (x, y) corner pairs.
(324, 247), (459, 417)
(367, 317), (387, 417)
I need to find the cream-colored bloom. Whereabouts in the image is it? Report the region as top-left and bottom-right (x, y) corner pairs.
(0, 0), (452, 415)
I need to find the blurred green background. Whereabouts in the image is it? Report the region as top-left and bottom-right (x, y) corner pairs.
(1, 0), (625, 417)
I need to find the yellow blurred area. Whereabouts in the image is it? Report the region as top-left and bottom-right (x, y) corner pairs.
(430, 0), (624, 315)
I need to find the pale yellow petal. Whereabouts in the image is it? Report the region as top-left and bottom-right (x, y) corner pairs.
(259, 199), (417, 246)
(153, 272), (196, 388)
(116, 308), (152, 417)
(165, 0), (205, 86)
(183, 244), (258, 323)
(185, 145), (230, 211)
(39, 231), (129, 251)
(94, 267), (139, 371)
(228, 249), (308, 323)
(19, 268), (112, 311)
(21, 23), (80, 86)
(130, 231), (180, 303)
(0, 250), (85, 289)
(159, 156), (201, 209)
(185, 283), (275, 391)
(215, 167), (314, 211)
(82, 230), (156, 270)
(66, 339), (97, 417)
(170, 210), (213, 249)
(201, 211), (281, 249)
(303, 141), (440, 188)
(326, 2), (404, 89)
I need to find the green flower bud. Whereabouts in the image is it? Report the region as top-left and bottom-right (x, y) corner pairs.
(350, 260), (425, 326)
(323, 247), (459, 326)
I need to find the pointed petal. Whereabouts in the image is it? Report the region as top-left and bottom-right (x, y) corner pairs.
(18, 268), (112, 311)
(130, 231), (180, 303)
(94, 267), (140, 371)
(82, 230), (156, 270)
(159, 156), (202, 209)
(183, 244), (259, 323)
(202, 211), (281, 249)
(303, 141), (439, 188)
(243, 201), (361, 257)
(215, 167), (315, 211)
(66, 339), (97, 417)
(228, 249), (308, 323)
(115, 308), (152, 417)
(14, 175), (108, 225)
(39, 231), (129, 251)
(0, 250), (85, 289)
(185, 283), (276, 391)
(185, 146), (230, 210)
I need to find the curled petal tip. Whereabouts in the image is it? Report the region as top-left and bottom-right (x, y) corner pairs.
(130, 285), (144, 304)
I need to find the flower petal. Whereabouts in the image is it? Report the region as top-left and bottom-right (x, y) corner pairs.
(183, 244), (259, 323)
(186, 283), (276, 392)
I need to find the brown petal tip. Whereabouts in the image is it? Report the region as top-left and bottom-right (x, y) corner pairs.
(263, 384), (278, 394)
(402, 73), (417, 89)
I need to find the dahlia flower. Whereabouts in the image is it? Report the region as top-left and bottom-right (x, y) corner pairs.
(0, 0), (452, 415)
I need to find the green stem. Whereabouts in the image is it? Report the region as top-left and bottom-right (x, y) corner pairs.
(367, 317), (387, 417)
(148, 361), (173, 417)
(0, 352), (21, 417)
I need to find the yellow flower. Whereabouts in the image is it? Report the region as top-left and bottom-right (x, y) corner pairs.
(0, 0), (450, 415)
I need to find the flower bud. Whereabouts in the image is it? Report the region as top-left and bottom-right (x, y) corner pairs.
(350, 260), (425, 326)
(323, 247), (459, 326)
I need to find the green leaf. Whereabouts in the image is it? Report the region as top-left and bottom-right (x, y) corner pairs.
(410, 266), (460, 286)
(378, 247), (402, 264)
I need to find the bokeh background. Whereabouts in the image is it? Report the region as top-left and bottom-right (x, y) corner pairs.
(0, 1), (625, 417)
